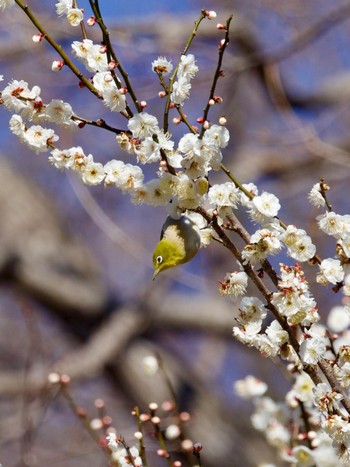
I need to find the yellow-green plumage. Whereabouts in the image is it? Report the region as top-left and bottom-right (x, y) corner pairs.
(152, 215), (201, 279)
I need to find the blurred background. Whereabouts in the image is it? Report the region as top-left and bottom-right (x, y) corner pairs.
(1, 0), (350, 465)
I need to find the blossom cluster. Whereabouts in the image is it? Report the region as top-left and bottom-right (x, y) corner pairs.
(4, 1), (350, 465)
(234, 374), (349, 466)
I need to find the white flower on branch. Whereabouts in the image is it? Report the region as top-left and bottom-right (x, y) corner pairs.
(317, 258), (344, 285)
(234, 375), (268, 399)
(313, 382), (343, 413)
(327, 305), (350, 333)
(171, 76), (191, 105)
(250, 192), (281, 223)
(240, 182), (258, 206)
(242, 229), (282, 264)
(9, 114), (26, 141)
(177, 53), (199, 81)
(281, 225), (316, 262)
(308, 182), (326, 207)
(208, 182), (239, 208)
(220, 271), (248, 296)
(152, 56), (173, 76)
(235, 296), (267, 335)
(66, 8), (84, 27)
(284, 445), (316, 467)
(333, 362), (350, 389)
(128, 112), (159, 139)
(300, 336), (327, 365)
(55, 0), (72, 16)
(2, 79), (41, 115)
(45, 99), (74, 127)
(81, 161), (105, 186)
(317, 211), (350, 239)
(21, 124), (59, 154)
(102, 87), (127, 113)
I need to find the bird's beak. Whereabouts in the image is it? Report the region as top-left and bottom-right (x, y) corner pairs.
(152, 269), (160, 281)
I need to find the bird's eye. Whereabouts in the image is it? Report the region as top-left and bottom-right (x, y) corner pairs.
(156, 255), (163, 264)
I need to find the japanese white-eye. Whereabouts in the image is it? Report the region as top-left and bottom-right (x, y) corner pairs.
(152, 215), (201, 279)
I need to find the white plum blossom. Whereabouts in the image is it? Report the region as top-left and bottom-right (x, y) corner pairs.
(106, 432), (119, 452)
(177, 54), (198, 80)
(327, 306), (350, 333)
(240, 183), (258, 206)
(71, 39), (94, 61)
(338, 233), (350, 259)
(72, 39), (108, 72)
(208, 182), (239, 208)
(22, 125), (59, 154)
(92, 71), (115, 93)
(300, 336), (327, 365)
(265, 320), (288, 348)
(2, 79), (41, 115)
(313, 382), (343, 413)
(81, 161), (105, 186)
(317, 258), (344, 285)
(102, 87), (127, 112)
(131, 177), (173, 207)
(308, 182), (326, 207)
(242, 229), (282, 264)
(45, 99), (74, 127)
(271, 264), (319, 326)
(66, 8), (84, 26)
(9, 114), (26, 140)
(250, 192), (281, 223)
(285, 445), (316, 467)
(234, 376), (268, 399)
(234, 296), (267, 335)
(203, 124), (230, 149)
(55, 0), (72, 16)
(317, 211), (348, 239)
(281, 225), (316, 262)
(152, 56), (173, 75)
(220, 271), (248, 296)
(86, 44), (109, 72)
(171, 76), (191, 105)
(333, 362), (350, 388)
(113, 446), (143, 467)
(128, 112), (159, 139)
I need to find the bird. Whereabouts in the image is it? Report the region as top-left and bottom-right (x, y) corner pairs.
(152, 215), (201, 279)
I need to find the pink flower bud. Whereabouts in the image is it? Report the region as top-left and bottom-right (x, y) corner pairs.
(216, 23), (226, 30)
(205, 10), (217, 20)
(203, 120), (210, 129)
(158, 91), (166, 98)
(214, 95), (223, 103)
(173, 117), (182, 125)
(32, 33), (43, 43)
(196, 116), (204, 124)
(99, 45), (108, 54)
(87, 16), (96, 26)
(52, 60), (64, 72)
(219, 39), (225, 49)
(119, 87), (128, 95)
(140, 100), (147, 109)
(108, 60), (117, 70)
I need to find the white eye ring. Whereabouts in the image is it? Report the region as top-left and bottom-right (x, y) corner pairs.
(156, 255), (163, 264)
